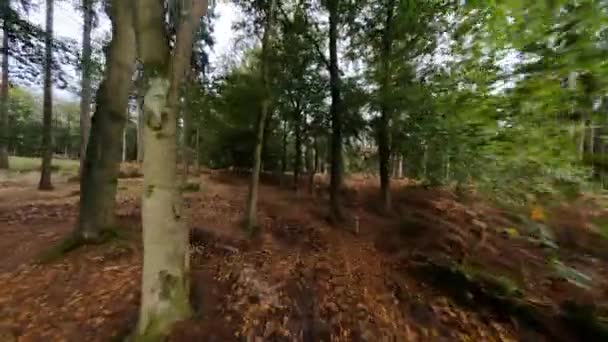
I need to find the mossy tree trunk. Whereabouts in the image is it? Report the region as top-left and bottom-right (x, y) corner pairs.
(39, 0), (54, 191)
(245, 0), (275, 232)
(79, 0), (94, 176)
(0, 1), (10, 170)
(76, 0), (136, 241)
(134, 0), (207, 340)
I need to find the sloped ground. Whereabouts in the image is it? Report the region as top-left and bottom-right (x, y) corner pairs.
(0, 169), (607, 341)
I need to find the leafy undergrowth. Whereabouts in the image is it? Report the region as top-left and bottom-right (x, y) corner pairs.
(0, 170), (607, 341)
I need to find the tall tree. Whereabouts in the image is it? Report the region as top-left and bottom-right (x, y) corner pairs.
(327, 0), (344, 220)
(378, 0), (396, 210)
(76, 0), (136, 241)
(0, 0), (10, 169)
(79, 0), (94, 175)
(38, 0), (54, 190)
(134, 0), (207, 339)
(245, 0), (275, 231)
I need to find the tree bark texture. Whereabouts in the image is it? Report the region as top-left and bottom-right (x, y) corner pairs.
(0, 2), (10, 169)
(76, 0), (136, 241)
(134, 0), (207, 339)
(79, 0), (94, 175)
(39, 0), (54, 190)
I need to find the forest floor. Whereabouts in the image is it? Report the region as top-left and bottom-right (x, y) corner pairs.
(1, 164), (608, 341)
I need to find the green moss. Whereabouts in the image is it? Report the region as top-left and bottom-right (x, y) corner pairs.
(134, 272), (191, 342)
(37, 234), (83, 263)
(37, 226), (133, 263)
(146, 185), (155, 197)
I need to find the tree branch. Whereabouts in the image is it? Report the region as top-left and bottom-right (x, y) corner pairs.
(276, 0), (331, 71)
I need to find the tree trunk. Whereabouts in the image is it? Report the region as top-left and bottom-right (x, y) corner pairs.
(245, 0), (274, 231)
(422, 144), (428, 180)
(293, 111), (302, 191)
(397, 154), (403, 179)
(280, 119), (287, 186)
(182, 98), (192, 180)
(194, 125), (200, 173)
(0, 2), (9, 169)
(79, 0), (94, 176)
(378, 0), (395, 210)
(313, 137), (319, 174)
(328, 0), (343, 220)
(122, 118), (127, 162)
(260, 107), (273, 173)
(134, 0), (206, 339)
(136, 100), (144, 162)
(306, 138), (315, 195)
(39, 0), (54, 190)
(579, 118), (586, 160)
(76, 0), (136, 241)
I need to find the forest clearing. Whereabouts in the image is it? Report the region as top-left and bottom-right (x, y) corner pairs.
(1, 161), (608, 341)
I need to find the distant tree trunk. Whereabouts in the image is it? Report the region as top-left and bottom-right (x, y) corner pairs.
(378, 0), (395, 210)
(79, 0), (94, 176)
(444, 152), (450, 182)
(422, 144), (428, 180)
(0, 2), (9, 169)
(39, 0), (54, 190)
(194, 125), (200, 173)
(245, 0), (274, 231)
(306, 138), (315, 195)
(122, 120), (127, 162)
(579, 118), (586, 160)
(134, 0), (206, 339)
(397, 154), (403, 179)
(293, 110), (302, 191)
(136, 100), (144, 162)
(328, 0), (343, 220)
(260, 107), (273, 172)
(313, 137), (319, 174)
(280, 119), (287, 186)
(76, 0), (136, 241)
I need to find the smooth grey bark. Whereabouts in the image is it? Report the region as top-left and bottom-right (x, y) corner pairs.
(136, 100), (144, 162)
(0, 1), (9, 169)
(39, 0), (54, 190)
(79, 0), (94, 175)
(76, 0), (136, 241)
(135, 0), (207, 339)
(182, 96), (193, 178)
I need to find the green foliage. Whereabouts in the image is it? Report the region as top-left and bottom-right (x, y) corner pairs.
(196, 0), (608, 207)
(8, 156), (79, 173)
(6, 86), (82, 159)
